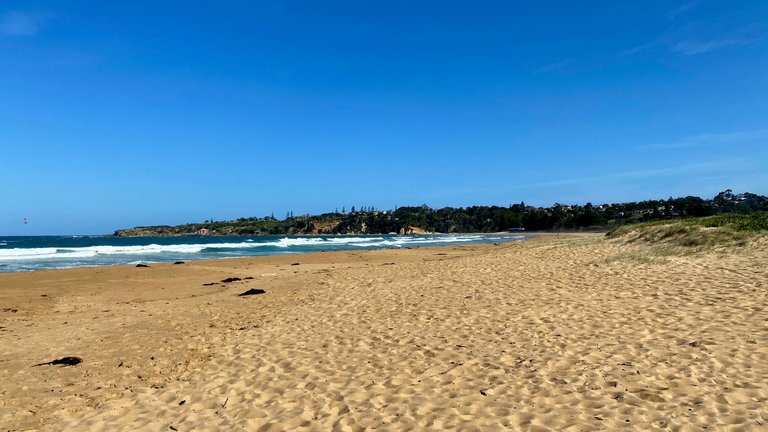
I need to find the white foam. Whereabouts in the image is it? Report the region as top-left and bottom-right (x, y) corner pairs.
(0, 242), (257, 261)
(273, 237), (384, 247)
(0, 235), (524, 263)
(0, 239), (302, 261)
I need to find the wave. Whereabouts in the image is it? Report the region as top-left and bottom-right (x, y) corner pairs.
(0, 235), (523, 263)
(271, 236), (385, 247)
(0, 242), (258, 261)
(0, 237), (387, 260)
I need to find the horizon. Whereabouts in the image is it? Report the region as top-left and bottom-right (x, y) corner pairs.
(2, 1), (767, 235)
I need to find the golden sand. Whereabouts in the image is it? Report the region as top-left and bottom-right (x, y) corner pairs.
(1, 234), (767, 431)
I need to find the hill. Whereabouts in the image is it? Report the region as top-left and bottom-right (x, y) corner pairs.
(114, 190), (768, 237)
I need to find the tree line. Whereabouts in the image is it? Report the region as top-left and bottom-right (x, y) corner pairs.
(114, 190), (767, 236)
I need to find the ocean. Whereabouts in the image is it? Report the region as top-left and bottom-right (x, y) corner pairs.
(0, 234), (525, 273)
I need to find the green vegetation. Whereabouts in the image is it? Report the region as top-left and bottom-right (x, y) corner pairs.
(114, 190), (768, 237)
(695, 212), (768, 231)
(606, 212), (768, 248)
(608, 212), (768, 236)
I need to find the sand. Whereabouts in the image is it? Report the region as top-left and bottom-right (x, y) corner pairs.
(1, 234), (767, 431)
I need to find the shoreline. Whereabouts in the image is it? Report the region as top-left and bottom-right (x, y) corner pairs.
(0, 233), (529, 275)
(2, 233), (766, 431)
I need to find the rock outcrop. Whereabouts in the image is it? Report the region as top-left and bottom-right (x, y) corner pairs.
(399, 226), (430, 235)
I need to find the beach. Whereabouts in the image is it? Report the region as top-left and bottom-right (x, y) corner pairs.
(1, 233), (767, 431)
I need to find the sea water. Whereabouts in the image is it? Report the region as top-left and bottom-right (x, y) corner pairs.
(0, 234), (525, 272)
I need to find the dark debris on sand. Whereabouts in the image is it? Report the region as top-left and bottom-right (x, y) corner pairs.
(135, 264), (150, 268)
(34, 356), (83, 367)
(238, 288), (266, 296)
(221, 277), (242, 283)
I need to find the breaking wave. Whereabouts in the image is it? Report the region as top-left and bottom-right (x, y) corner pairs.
(0, 234), (524, 271)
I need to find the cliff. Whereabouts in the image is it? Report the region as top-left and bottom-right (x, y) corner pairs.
(113, 216), (430, 237)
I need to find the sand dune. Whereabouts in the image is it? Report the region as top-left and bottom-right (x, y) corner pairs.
(1, 234), (767, 431)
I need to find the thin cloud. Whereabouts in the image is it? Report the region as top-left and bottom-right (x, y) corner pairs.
(674, 22), (767, 55)
(672, 37), (761, 55)
(624, 24), (766, 56)
(646, 129), (768, 149)
(533, 60), (569, 74)
(623, 5), (767, 57)
(670, 2), (699, 19)
(620, 42), (657, 56)
(517, 160), (757, 189)
(0, 11), (50, 37)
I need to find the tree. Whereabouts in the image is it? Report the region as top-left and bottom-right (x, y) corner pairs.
(714, 190), (737, 213)
(550, 204), (567, 228)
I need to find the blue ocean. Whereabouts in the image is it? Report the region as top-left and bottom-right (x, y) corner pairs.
(0, 234), (524, 273)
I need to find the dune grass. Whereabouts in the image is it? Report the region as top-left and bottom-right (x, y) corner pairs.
(606, 212), (768, 249)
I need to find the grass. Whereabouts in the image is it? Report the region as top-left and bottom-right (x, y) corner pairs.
(605, 212), (768, 249)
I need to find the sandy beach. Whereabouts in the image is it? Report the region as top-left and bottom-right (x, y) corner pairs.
(1, 233), (767, 431)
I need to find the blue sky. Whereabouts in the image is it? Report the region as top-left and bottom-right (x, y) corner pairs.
(1, 1), (767, 235)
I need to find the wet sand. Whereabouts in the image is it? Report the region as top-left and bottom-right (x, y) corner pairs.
(1, 234), (767, 431)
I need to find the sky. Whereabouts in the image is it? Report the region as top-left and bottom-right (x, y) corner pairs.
(1, 1), (767, 235)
